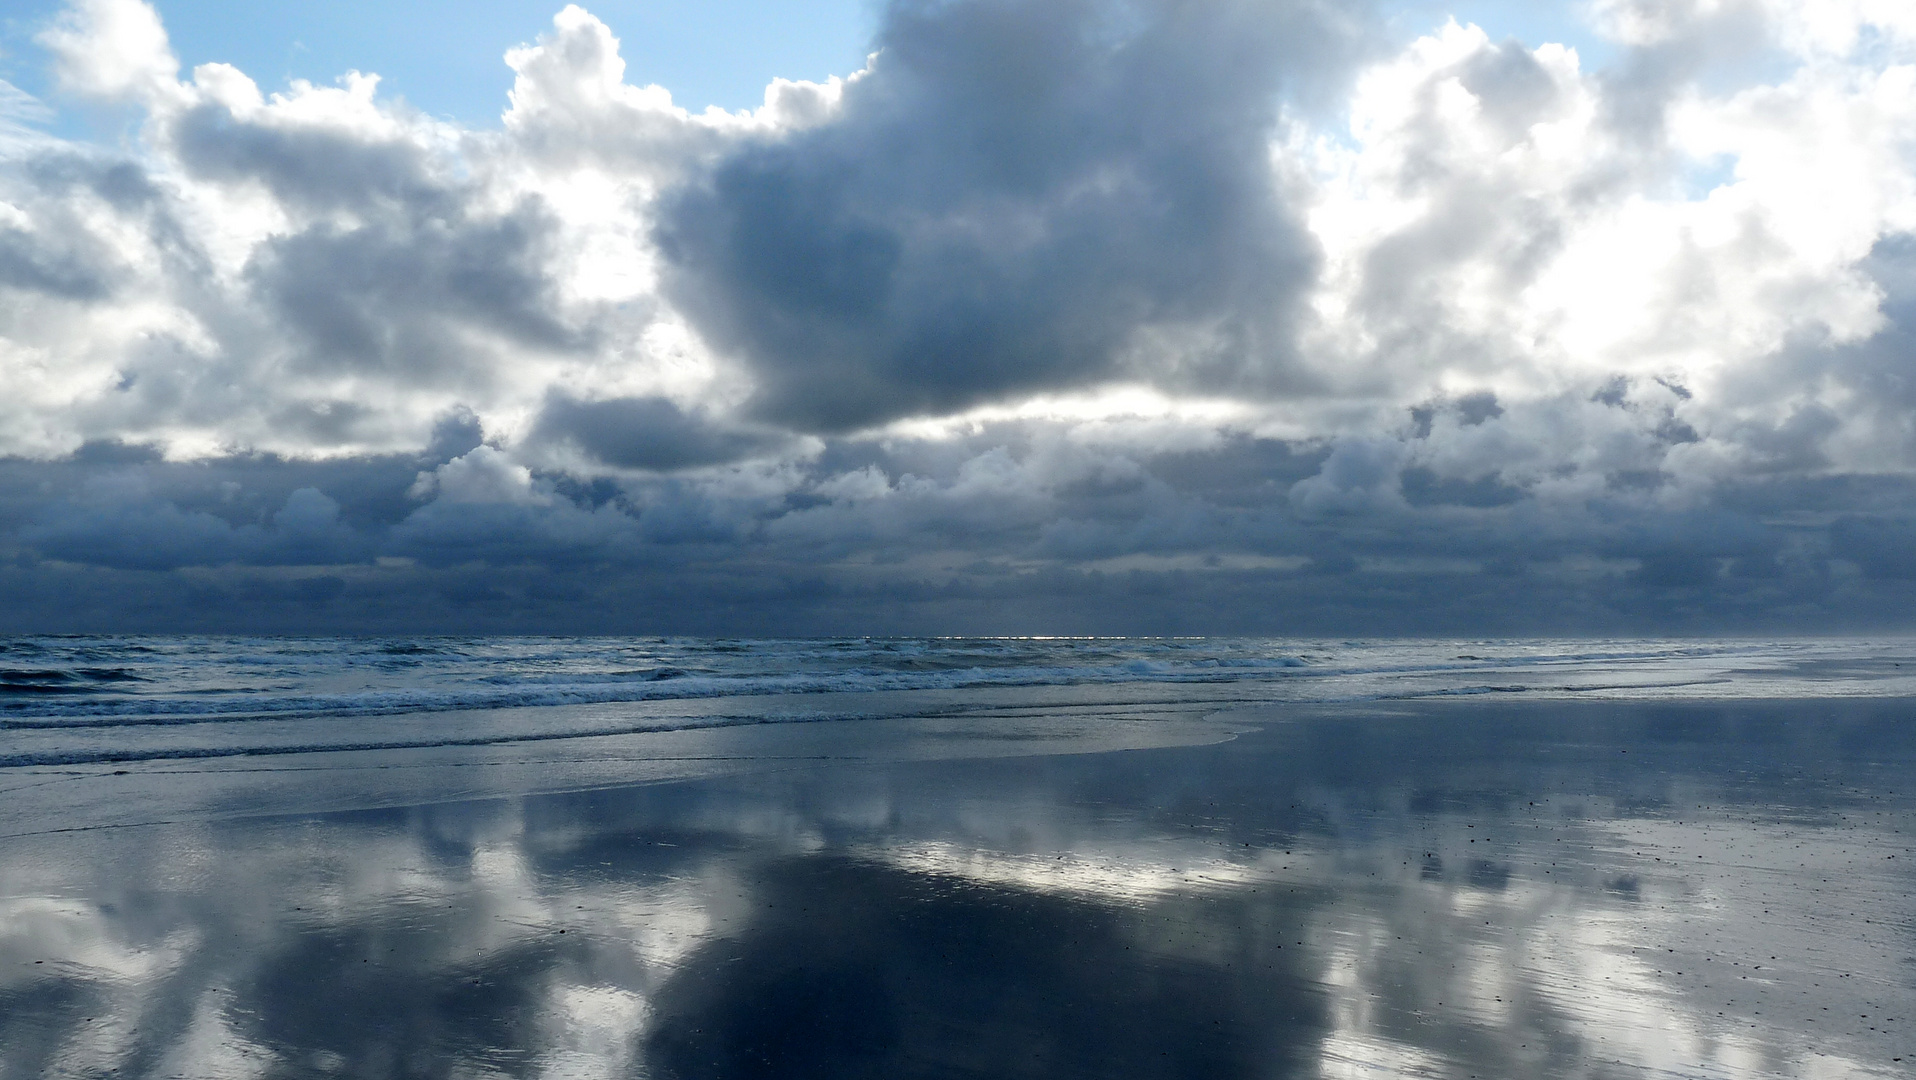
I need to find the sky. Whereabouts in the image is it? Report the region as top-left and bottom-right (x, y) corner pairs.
(0, 0), (880, 123)
(1, 0), (1915, 635)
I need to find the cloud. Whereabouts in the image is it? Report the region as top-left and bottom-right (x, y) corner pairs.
(656, 0), (1347, 432)
(1, 0), (1915, 630)
(528, 394), (791, 470)
(37, 0), (180, 104)
(20, 476), (370, 570)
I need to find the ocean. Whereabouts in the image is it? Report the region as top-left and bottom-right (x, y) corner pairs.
(8, 634), (1916, 768)
(2, 637), (1912, 1077)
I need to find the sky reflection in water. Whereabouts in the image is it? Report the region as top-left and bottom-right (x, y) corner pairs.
(2, 698), (1912, 1078)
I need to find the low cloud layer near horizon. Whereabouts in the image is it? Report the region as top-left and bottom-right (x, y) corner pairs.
(3, 0), (1916, 634)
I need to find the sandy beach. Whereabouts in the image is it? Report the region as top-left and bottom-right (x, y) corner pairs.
(3, 694), (1910, 1078)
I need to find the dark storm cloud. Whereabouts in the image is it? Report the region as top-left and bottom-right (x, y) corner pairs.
(528, 394), (789, 470)
(389, 497), (642, 568)
(247, 200), (585, 377)
(19, 481), (370, 570)
(1399, 467), (1524, 508)
(3, 388), (1912, 633)
(1829, 516), (1916, 579)
(0, 422), (477, 571)
(656, 0), (1352, 432)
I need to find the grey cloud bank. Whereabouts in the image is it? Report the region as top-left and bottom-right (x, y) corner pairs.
(2, 0), (1916, 633)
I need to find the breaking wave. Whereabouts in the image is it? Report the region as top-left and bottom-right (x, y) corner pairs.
(1, 635), (1911, 769)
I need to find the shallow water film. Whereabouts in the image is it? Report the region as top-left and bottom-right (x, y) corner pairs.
(2, 696), (1912, 1079)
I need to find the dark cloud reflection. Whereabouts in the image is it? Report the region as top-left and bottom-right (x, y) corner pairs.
(645, 856), (1322, 1080)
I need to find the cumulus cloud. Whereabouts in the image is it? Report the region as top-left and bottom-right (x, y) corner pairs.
(21, 477), (369, 570)
(655, 0), (1348, 431)
(2, 0), (1916, 631)
(37, 0), (181, 103)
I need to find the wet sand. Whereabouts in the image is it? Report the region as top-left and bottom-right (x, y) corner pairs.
(1, 696), (1912, 1078)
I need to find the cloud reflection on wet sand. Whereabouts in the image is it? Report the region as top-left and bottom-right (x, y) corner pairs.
(0, 698), (1911, 1078)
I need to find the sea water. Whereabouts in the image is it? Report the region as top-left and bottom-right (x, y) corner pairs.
(7, 635), (1916, 767)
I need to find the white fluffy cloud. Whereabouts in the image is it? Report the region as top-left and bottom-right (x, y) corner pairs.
(2, 0), (1915, 631)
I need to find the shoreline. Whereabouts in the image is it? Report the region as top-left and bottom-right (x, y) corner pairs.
(5, 689), (1915, 836)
